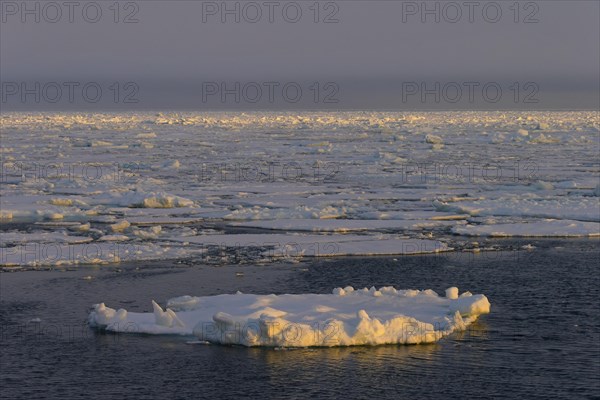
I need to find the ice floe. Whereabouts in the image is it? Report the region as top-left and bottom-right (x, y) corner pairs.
(435, 197), (600, 222)
(168, 233), (451, 257)
(89, 286), (491, 346)
(229, 219), (463, 232)
(452, 220), (599, 237)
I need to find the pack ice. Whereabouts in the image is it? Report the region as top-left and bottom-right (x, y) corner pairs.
(89, 286), (491, 347)
(2, 111), (599, 267)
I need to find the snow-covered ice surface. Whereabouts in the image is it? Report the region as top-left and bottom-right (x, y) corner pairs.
(453, 220), (600, 237)
(89, 286), (490, 347)
(2, 111), (599, 267)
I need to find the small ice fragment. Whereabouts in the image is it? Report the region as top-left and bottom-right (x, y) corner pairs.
(110, 220), (130, 232)
(115, 309), (128, 320)
(534, 181), (554, 190)
(445, 287), (459, 300)
(162, 160), (180, 169)
(49, 198), (73, 206)
(449, 294), (491, 316)
(425, 134), (443, 144)
(98, 234), (130, 242)
(152, 300), (185, 328)
(69, 223), (91, 232)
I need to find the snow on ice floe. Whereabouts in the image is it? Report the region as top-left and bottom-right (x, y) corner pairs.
(0, 231), (93, 246)
(452, 220), (600, 237)
(435, 197), (600, 222)
(0, 242), (205, 267)
(93, 191), (195, 208)
(88, 286), (491, 347)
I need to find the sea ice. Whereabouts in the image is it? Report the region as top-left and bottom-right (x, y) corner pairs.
(452, 220), (599, 237)
(167, 233), (451, 257)
(89, 286), (491, 347)
(2, 111), (598, 266)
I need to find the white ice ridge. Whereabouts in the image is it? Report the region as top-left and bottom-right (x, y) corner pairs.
(88, 287), (491, 347)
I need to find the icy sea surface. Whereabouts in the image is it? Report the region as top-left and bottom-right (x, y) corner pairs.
(1, 112), (599, 397)
(0, 240), (598, 399)
(1, 111), (599, 267)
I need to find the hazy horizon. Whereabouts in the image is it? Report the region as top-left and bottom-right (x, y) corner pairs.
(1, 0), (598, 111)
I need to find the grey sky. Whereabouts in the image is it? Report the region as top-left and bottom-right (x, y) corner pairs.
(1, 0), (598, 110)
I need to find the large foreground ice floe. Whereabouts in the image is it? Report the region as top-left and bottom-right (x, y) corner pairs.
(89, 286), (490, 347)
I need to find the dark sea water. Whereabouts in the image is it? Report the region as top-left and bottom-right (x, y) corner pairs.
(1, 239), (599, 399)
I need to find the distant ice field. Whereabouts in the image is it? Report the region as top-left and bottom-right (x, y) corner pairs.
(1, 111), (598, 267)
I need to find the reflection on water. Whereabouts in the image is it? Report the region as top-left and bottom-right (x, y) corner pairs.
(256, 341), (442, 370)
